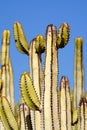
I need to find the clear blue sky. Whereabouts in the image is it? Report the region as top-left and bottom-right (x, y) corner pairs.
(0, 0), (87, 103)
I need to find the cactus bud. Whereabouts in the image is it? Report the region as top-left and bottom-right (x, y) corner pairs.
(35, 35), (45, 53)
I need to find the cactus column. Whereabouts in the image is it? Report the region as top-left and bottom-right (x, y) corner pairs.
(1, 30), (14, 111)
(44, 25), (60, 130)
(74, 37), (84, 109)
(29, 37), (44, 130)
(60, 76), (71, 130)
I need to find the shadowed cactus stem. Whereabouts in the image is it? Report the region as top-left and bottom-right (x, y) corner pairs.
(78, 97), (87, 130)
(19, 103), (32, 130)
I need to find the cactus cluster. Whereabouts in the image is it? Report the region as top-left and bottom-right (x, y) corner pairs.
(0, 21), (86, 130)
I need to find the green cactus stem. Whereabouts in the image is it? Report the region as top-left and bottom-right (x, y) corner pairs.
(35, 35), (45, 54)
(0, 96), (19, 130)
(56, 23), (70, 49)
(0, 97), (12, 130)
(1, 31), (14, 111)
(60, 76), (71, 130)
(74, 37), (84, 109)
(20, 72), (41, 111)
(13, 22), (29, 55)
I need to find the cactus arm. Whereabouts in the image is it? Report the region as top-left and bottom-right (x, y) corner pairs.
(13, 22), (29, 55)
(56, 23), (70, 49)
(74, 37), (84, 108)
(0, 98), (12, 130)
(1, 96), (19, 130)
(20, 72), (41, 111)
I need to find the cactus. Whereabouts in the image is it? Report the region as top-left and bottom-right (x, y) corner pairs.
(1, 30), (14, 111)
(60, 76), (71, 130)
(74, 37), (84, 109)
(0, 21), (87, 130)
(13, 22), (70, 130)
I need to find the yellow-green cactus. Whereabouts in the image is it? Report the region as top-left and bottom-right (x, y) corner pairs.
(74, 37), (84, 109)
(20, 72), (41, 111)
(35, 35), (45, 54)
(1, 30), (14, 111)
(13, 22), (29, 55)
(56, 23), (70, 49)
(0, 97), (18, 130)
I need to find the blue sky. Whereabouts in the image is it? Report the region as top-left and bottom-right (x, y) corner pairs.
(0, 0), (87, 103)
